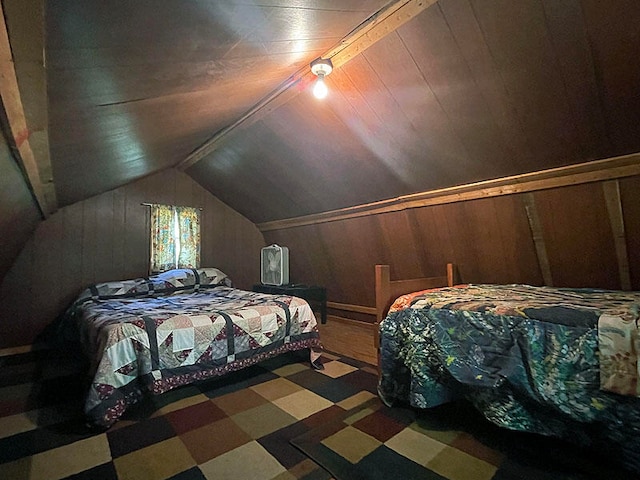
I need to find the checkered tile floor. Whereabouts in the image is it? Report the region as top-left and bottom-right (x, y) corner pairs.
(0, 348), (377, 480)
(1, 348), (632, 480)
(318, 401), (501, 478)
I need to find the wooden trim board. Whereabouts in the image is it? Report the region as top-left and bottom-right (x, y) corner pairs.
(257, 153), (640, 232)
(0, 2), (55, 217)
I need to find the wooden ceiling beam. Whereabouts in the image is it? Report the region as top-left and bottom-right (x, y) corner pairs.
(256, 152), (640, 232)
(325, 0), (437, 69)
(0, 1), (55, 217)
(177, 0), (436, 171)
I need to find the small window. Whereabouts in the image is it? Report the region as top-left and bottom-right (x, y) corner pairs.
(150, 204), (201, 273)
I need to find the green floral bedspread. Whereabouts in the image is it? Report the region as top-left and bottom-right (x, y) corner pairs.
(378, 284), (640, 472)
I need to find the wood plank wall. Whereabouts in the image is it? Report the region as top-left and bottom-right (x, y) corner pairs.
(264, 175), (640, 322)
(0, 168), (265, 348)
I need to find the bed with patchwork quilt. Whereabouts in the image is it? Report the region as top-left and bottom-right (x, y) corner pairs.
(374, 268), (640, 473)
(60, 268), (322, 428)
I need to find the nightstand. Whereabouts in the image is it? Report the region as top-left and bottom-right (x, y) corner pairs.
(252, 283), (327, 324)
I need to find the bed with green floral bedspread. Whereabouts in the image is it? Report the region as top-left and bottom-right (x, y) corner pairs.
(378, 283), (640, 473)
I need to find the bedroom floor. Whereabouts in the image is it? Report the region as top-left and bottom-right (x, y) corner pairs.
(0, 346), (633, 480)
(0, 347), (373, 479)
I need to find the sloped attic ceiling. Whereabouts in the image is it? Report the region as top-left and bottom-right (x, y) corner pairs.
(44, 0), (640, 224)
(46, 0), (389, 206)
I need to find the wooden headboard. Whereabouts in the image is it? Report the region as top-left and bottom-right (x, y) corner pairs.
(374, 263), (455, 349)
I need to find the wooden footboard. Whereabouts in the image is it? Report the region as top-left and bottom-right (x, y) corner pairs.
(374, 263), (455, 353)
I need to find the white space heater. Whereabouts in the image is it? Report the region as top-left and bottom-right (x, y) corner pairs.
(260, 244), (289, 286)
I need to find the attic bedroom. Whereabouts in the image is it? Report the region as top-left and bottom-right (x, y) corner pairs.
(1, 1), (639, 479)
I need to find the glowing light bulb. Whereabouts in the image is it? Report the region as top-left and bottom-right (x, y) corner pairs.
(313, 74), (328, 99)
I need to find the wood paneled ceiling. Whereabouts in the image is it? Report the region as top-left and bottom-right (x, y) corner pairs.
(46, 0), (388, 206)
(43, 0), (640, 223)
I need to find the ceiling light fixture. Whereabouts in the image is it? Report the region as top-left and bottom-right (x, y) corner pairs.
(310, 57), (333, 99)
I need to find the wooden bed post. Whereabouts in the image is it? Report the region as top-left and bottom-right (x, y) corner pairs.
(447, 263), (455, 287)
(374, 264), (390, 350)
(375, 265), (390, 324)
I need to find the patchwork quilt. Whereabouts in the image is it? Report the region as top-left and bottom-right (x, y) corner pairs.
(62, 268), (321, 428)
(378, 284), (640, 472)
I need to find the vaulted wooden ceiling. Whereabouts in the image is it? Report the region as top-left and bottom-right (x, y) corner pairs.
(18, 0), (640, 224)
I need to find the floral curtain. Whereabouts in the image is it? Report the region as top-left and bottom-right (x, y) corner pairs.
(150, 204), (176, 273)
(150, 204), (201, 273)
(176, 206), (200, 269)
